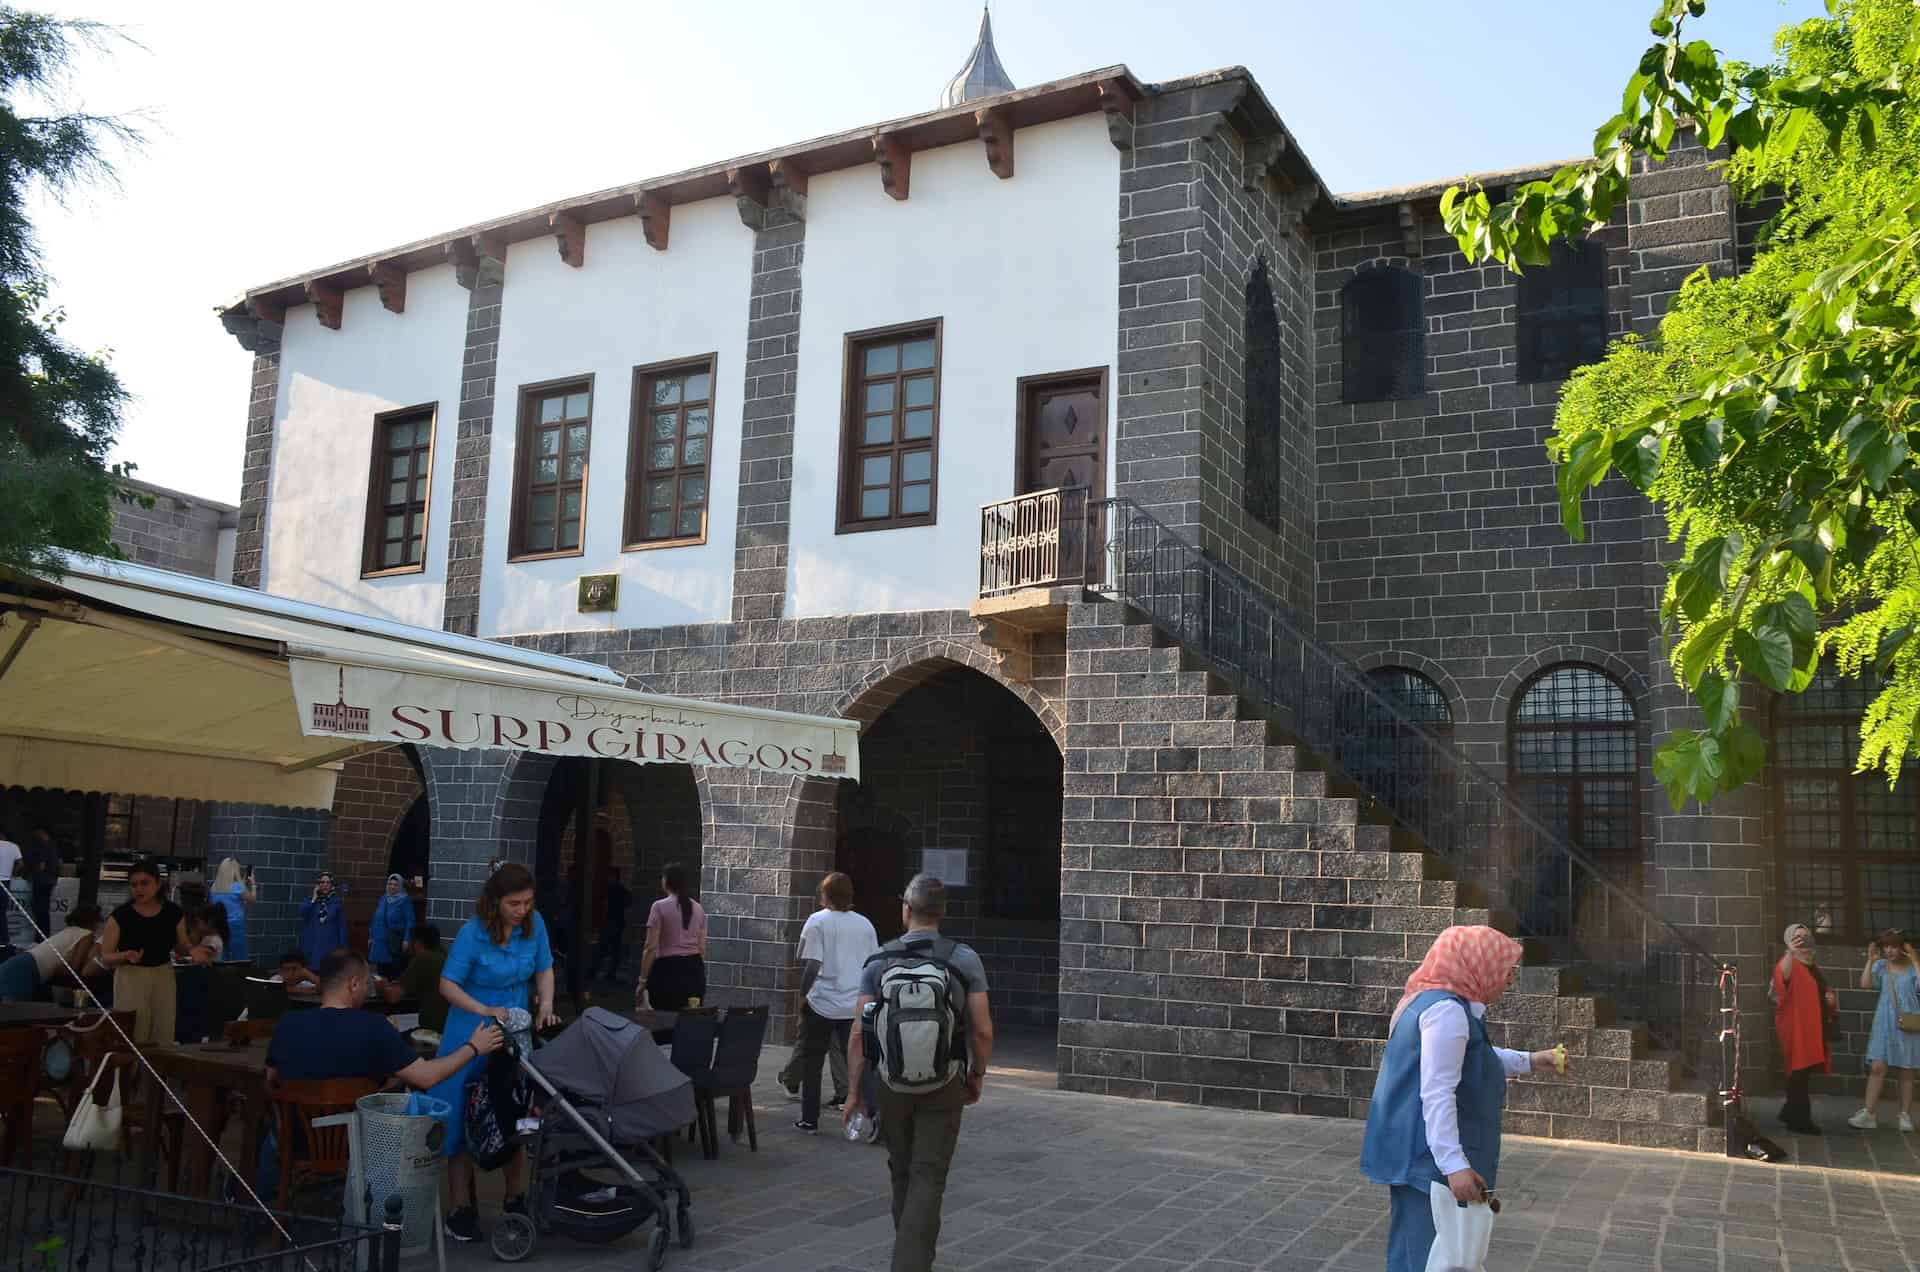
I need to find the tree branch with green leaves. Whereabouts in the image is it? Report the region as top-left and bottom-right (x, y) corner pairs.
(1441, 0), (1920, 805)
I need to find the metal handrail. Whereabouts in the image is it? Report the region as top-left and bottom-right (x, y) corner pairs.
(1061, 494), (1733, 1087)
(979, 487), (1093, 597)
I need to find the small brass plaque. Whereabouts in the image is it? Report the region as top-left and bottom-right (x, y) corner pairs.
(577, 573), (618, 613)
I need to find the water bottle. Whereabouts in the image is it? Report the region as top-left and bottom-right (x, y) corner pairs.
(845, 1110), (871, 1143)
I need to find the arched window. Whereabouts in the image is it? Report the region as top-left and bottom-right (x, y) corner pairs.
(1516, 238), (1608, 382)
(1772, 670), (1920, 941)
(1243, 258), (1283, 531)
(1508, 665), (1639, 937)
(1368, 667), (1453, 736)
(1336, 667), (1454, 842)
(1341, 266), (1423, 403)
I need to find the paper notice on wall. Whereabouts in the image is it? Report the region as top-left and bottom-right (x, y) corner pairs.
(921, 850), (968, 887)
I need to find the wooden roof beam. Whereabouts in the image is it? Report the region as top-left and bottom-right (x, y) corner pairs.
(873, 133), (911, 201)
(368, 262), (406, 314)
(636, 192), (670, 251)
(304, 281), (343, 330)
(550, 212), (585, 268)
(976, 106), (1014, 180)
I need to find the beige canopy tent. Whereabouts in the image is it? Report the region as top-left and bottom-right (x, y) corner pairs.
(0, 555), (860, 810)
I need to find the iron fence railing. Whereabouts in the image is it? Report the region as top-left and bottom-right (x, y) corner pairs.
(0, 1167), (396, 1272)
(974, 489), (1738, 1099)
(979, 486), (1094, 597)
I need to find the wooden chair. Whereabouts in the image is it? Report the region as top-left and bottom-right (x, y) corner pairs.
(268, 1077), (377, 1213)
(693, 1005), (767, 1158)
(665, 1008), (721, 1156)
(0, 1028), (41, 1167)
(224, 1018), (276, 1045)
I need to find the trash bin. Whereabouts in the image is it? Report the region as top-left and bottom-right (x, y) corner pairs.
(344, 1091), (448, 1270)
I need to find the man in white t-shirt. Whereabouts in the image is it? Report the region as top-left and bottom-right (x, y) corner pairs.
(792, 871), (878, 1133)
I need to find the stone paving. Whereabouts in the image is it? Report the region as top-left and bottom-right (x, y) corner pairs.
(428, 1046), (1920, 1272)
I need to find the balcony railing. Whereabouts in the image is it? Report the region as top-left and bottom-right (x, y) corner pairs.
(978, 486), (1094, 598)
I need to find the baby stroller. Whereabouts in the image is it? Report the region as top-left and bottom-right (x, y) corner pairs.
(492, 1007), (696, 1266)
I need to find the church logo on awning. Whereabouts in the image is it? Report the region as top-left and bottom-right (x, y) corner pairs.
(311, 667), (372, 734)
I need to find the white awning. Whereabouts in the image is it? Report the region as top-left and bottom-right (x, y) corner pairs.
(0, 555), (860, 810)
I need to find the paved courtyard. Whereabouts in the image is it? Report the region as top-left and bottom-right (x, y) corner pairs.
(427, 1045), (1920, 1272)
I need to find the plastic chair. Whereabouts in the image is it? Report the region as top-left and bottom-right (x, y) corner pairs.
(698, 1005), (767, 1157)
(666, 1008), (721, 1156)
(224, 1018), (276, 1045)
(0, 1028), (40, 1166)
(268, 1077), (378, 1212)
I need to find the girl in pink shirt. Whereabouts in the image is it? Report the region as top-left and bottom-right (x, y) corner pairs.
(637, 862), (707, 1013)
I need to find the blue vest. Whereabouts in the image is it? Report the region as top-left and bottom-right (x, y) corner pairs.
(1360, 989), (1506, 1190)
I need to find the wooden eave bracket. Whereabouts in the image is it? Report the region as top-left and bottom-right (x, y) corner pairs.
(636, 192), (670, 251)
(976, 106), (1014, 180)
(304, 282), (344, 331)
(873, 133), (911, 201)
(446, 235), (506, 290)
(220, 300), (283, 354)
(368, 262), (406, 314)
(1398, 201), (1423, 260)
(768, 158), (809, 220)
(551, 212), (585, 268)
(1097, 80), (1134, 151)
(727, 165), (770, 229)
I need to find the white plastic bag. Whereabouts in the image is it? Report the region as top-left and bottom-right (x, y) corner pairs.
(63, 1062), (124, 1152)
(1425, 1181), (1494, 1272)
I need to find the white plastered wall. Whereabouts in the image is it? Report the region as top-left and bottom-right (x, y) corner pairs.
(480, 200), (752, 636)
(786, 112), (1120, 618)
(263, 264), (466, 627)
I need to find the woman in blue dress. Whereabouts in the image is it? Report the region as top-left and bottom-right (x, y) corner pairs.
(367, 874), (414, 978)
(1361, 925), (1565, 1272)
(428, 862), (556, 1244)
(1848, 929), (1920, 1132)
(296, 872), (347, 966)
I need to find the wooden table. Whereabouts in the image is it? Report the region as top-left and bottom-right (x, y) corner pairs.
(0, 1002), (84, 1029)
(139, 1041), (272, 1199)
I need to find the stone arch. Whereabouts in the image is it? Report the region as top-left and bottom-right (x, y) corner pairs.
(1353, 649), (1468, 729)
(831, 640), (1065, 752)
(1488, 644), (1649, 729)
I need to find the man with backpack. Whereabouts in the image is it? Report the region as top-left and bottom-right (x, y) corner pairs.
(843, 873), (993, 1272)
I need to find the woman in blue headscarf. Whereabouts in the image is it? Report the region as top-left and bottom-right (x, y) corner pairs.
(367, 874), (414, 977)
(297, 872), (347, 966)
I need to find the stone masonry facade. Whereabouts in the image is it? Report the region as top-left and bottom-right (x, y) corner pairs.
(729, 206), (805, 623)
(1116, 77), (1316, 615)
(108, 478), (236, 581)
(441, 274), (505, 636)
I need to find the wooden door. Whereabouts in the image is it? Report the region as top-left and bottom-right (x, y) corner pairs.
(836, 828), (906, 943)
(1017, 370), (1107, 584)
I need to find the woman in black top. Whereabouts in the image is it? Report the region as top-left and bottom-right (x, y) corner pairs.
(100, 860), (189, 1044)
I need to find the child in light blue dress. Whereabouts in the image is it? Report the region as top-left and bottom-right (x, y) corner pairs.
(1848, 931), (1920, 1131)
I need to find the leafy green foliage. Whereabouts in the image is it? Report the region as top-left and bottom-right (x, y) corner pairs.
(1443, 0), (1920, 803)
(0, 8), (142, 581)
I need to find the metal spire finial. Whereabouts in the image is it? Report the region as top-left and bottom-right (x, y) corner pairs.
(940, 4), (1015, 109)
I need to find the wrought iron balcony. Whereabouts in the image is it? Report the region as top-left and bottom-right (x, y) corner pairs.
(978, 486), (1097, 599)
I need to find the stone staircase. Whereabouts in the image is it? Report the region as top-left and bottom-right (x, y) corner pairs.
(1056, 599), (1718, 1152)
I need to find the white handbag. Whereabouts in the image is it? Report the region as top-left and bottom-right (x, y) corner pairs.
(1425, 1181), (1494, 1272)
(62, 1061), (125, 1152)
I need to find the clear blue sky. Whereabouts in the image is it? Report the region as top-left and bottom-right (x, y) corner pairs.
(31, 0), (1825, 503)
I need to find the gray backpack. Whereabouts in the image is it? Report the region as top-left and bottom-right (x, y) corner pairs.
(866, 938), (967, 1094)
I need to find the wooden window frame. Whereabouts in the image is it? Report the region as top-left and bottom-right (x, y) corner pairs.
(508, 374), (595, 563)
(835, 318), (943, 534)
(623, 354), (718, 552)
(360, 403), (438, 578)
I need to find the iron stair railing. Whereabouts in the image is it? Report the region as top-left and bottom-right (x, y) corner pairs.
(997, 491), (1739, 1118)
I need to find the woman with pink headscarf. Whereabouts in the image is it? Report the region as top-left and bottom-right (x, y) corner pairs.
(1360, 925), (1568, 1271)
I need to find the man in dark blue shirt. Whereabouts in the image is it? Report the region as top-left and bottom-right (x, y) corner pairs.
(267, 947), (501, 1086)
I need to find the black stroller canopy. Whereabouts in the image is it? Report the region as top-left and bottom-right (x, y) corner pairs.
(532, 1007), (695, 1142)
